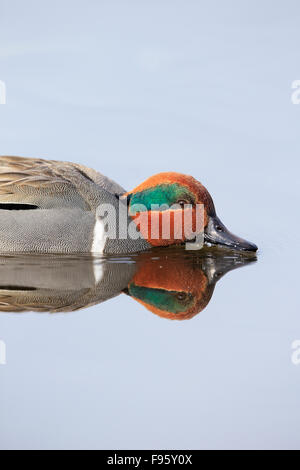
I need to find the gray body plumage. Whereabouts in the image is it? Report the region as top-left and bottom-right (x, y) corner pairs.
(0, 156), (150, 254)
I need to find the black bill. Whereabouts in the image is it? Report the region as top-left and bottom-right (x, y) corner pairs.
(204, 215), (258, 252)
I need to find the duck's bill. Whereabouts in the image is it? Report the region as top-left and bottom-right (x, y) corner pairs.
(204, 216), (258, 252)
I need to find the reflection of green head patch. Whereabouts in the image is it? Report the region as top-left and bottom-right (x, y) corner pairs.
(128, 283), (194, 314)
(129, 184), (195, 214)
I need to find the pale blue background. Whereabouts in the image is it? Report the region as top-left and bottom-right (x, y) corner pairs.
(0, 0), (300, 449)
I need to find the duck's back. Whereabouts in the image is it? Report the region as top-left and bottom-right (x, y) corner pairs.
(0, 156), (125, 253)
(0, 156), (126, 205)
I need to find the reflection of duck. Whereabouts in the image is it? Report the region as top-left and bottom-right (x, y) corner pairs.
(0, 157), (257, 254)
(0, 247), (256, 319)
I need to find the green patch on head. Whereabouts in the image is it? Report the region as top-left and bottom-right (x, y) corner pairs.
(128, 283), (194, 314)
(128, 183), (195, 214)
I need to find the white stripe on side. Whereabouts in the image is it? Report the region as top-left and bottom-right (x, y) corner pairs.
(91, 217), (107, 255)
(91, 217), (106, 284)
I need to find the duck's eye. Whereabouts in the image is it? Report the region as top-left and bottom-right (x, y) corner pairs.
(176, 292), (188, 301)
(177, 200), (189, 207)
(216, 225), (224, 232)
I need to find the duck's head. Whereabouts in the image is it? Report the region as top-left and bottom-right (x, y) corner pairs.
(125, 172), (257, 252)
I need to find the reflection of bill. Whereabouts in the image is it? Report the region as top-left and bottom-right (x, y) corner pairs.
(291, 340), (300, 366)
(0, 248), (256, 320)
(0, 340), (6, 365)
(0, 81), (6, 105)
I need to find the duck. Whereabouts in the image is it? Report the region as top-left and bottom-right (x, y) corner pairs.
(0, 247), (255, 317)
(0, 156), (257, 254)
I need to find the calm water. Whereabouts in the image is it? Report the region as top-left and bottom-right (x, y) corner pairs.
(0, 242), (299, 450)
(1, 0), (300, 450)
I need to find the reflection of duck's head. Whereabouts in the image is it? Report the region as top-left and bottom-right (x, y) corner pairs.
(125, 172), (257, 252)
(125, 248), (256, 320)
